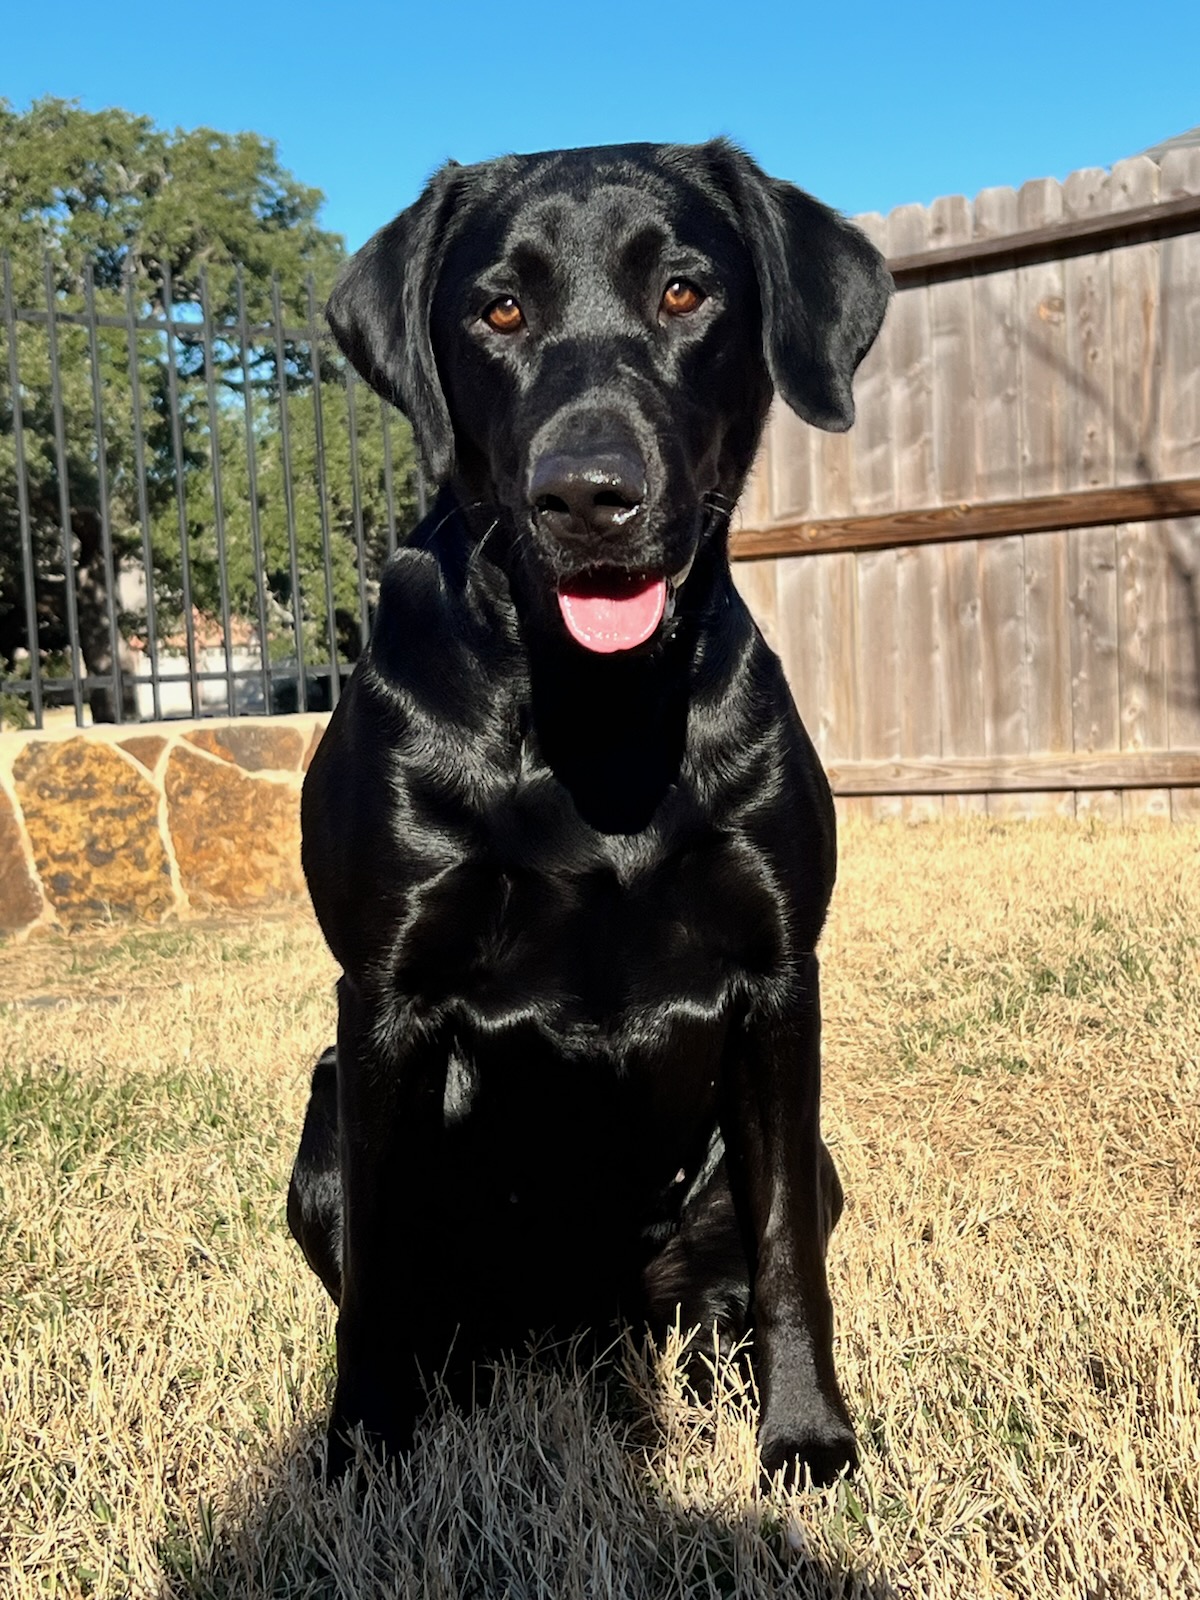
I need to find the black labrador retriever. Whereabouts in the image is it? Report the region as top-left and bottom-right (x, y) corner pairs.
(288, 139), (890, 1487)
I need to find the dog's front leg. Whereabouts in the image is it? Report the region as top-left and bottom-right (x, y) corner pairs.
(723, 952), (857, 1488)
(327, 974), (449, 1479)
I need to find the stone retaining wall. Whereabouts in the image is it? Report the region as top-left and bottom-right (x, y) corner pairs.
(0, 714), (327, 937)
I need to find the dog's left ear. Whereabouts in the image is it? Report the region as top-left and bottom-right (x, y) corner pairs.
(705, 141), (892, 432)
(325, 162), (463, 484)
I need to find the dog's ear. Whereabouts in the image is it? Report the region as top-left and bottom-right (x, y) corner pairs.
(325, 162), (463, 483)
(705, 141), (892, 432)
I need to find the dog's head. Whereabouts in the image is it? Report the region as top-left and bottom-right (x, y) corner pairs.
(327, 140), (890, 655)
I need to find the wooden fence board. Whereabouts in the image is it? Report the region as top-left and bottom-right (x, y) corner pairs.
(742, 426), (774, 529)
(769, 402), (813, 520)
(929, 194), (978, 505)
(775, 552), (821, 732)
(855, 548), (903, 817)
(777, 549), (859, 776)
(1118, 522), (1172, 818)
(1015, 177), (1074, 812)
(1016, 177), (1067, 496)
(1063, 168), (1116, 488)
(1157, 150), (1200, 819)
(1109, 157), (1162, 482)
(1071, 514), (1122, 821)
(974, 187), (1024, 502)
(883, 203), (937, 816)
(731, 557), (780, 656)
(856, 212), (905, 813)
(882, 204), (933, 507)
(812, 377), (855, 518)
(818, 552), (861, 764)
(1160, 149), (1200, 480)
(848, 213), (894, 515)
(1109, 157), (1169, 817)
(1164, 514), (1200, 821)
(733, 410), (782, 677)
(925, 195), (981, 814)
(973, 184), (1030, 814)
(1022, 531), (1072, 745)
(1064, 170), (1121, 818)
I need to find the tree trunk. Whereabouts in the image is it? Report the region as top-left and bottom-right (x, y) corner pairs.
(73, 509), (140, 723)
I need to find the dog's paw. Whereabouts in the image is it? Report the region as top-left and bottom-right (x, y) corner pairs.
(758, 1417), (858, 1490)
(323, 1408), (416, 1485)
(323, 1422), (356, 1484)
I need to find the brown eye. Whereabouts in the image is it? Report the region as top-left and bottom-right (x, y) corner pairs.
(483, 297), (524, 333)
(661, 279), (705, 317)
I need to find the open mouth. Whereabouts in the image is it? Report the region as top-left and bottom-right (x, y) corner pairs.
(556, 571), (672, 654)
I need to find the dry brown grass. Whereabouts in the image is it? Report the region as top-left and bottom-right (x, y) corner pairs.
(1, 819), (1197, 1599)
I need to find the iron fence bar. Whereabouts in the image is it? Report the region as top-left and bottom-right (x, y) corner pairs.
(344, 368), (371, 652)
(0, 679), (37, 706)
(10, 303), (319, 343)
(381, 398), (397, 560)
(416, 464), (428, 521)
(306, 275), (340, 707)
(236, 267), (273, 714)
(2, 256), (44, 726)
(2, 665), (331, 691)
(270, 273), (307, 711)
(161, 265), (200, 718)
(42, 255), (85, 724)
(199, 269), (236, 715)
(123, 265), (162, 721)
(83, 264), (124, 722)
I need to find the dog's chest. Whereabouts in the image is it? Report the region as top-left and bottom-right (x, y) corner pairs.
(396, 809), (782, 1032)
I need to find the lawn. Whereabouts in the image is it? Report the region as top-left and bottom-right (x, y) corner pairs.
(1, 820), (1196, 1598)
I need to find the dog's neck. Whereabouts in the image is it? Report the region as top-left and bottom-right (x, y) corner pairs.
(417, 486), (743, 833)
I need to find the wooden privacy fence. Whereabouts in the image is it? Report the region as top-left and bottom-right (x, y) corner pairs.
(730, 146), (1200, 820)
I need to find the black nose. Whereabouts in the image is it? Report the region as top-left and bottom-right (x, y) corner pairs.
(528, 449), (646, 540)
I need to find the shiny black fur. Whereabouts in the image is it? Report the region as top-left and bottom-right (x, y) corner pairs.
(289, 140), (891, 1486)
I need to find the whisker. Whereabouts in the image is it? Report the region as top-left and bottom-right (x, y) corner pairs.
(470, 518), (502, 564)
(413, 496), (493, 550)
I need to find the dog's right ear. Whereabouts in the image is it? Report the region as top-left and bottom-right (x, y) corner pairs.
(325, 163), (462, 485)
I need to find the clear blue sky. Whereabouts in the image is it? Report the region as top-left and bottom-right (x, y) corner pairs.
(6, 0), (1198, 250)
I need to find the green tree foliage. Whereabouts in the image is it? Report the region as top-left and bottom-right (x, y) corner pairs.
(0, 97), (417, 723)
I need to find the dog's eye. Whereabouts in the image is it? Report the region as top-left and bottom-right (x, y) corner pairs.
(660, 280), (705, 317)
(482, 297), (525, 333)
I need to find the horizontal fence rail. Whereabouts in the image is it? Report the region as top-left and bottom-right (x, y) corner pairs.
(731, 477), (1200, 560)
(884, 189), (1200, 285)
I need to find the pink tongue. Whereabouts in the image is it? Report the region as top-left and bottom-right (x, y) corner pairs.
(557, 576), (667, 654)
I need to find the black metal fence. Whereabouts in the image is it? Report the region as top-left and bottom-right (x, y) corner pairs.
(0, 252), (427, 729)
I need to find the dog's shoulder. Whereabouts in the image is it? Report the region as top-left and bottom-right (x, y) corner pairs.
(685, 593), (837, 941)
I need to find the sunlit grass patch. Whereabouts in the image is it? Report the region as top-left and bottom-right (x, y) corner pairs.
(1, 820), (1197, 1597)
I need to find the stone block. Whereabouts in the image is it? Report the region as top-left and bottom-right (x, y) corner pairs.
(119, 735), (167, 772)
(186, 723), (305, 772)
(165, 744), (304, 909)
(12, 740), (174, 928)
(0, 785), (43, 933)
(303, 723), (325, 772)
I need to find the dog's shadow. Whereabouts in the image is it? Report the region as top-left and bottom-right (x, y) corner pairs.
(158, 1336), (898, 1599)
